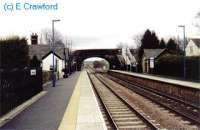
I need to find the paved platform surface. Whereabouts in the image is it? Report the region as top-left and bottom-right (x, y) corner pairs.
(0, 72), (80, 130)
(58, 70), (107, 130)
(111, 70), (200, 89)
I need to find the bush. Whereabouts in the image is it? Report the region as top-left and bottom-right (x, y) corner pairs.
(0, 36), (29, 69)
(42, 71), (52, 83)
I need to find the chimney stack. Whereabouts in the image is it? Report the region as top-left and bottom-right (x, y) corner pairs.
(31, 33), (38, 45)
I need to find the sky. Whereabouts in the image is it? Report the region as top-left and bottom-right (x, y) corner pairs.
(0, 0), (200, 49)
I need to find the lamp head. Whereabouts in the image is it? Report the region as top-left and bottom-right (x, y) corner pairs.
(178, 25), (185, 28)
(53, 19), (61, 22)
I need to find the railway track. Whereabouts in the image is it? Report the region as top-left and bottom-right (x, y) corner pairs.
(88, 71), (161, 130)
(104, 73), (200, 127)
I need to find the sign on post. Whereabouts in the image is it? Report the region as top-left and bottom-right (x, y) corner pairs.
(30, 69), (37, 76)
(150, 57), (154, 68)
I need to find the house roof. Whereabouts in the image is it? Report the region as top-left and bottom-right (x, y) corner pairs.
(130, 49), (139, 62)
(191, 39), (200, 48)
(29, 44), (68, 60)
(143, 49), (166, 59)
(117, 55), (125, 65)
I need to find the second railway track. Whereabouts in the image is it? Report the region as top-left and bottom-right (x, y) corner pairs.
(104, 73), (200, 126)
(88, 71), (161, 130)
(87, 69), (199, 130)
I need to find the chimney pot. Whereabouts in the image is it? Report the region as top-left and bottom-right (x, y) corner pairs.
(31, 33), (38, 45)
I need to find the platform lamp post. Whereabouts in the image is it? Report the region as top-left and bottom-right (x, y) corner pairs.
(66, 40), (70, 75)
(52, 19), (61, 87)
(126, 47), (128, 71)
(178, 25), (186, 79)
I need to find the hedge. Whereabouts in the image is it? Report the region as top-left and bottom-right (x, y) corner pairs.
(0, 37), (29, 69)
(154, 54), (200, 81)
(42, 71), (52, 84)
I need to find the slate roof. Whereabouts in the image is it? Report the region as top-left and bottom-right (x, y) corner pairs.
(117, 55), (125, 65)
(191, 39), (200, 48)
(143, 49), (166, 59)
(130, 49), (139, 62)
(29, 44), (68, 60)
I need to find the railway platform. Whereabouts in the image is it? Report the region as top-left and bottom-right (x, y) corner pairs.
(110, 70), (200, 89)
(0, 70), (106, 130)
(109, 70), (200, 106)
(0, 72), (80, 130)
(1, 69), (199, 130)
(58, 70), (107, 130)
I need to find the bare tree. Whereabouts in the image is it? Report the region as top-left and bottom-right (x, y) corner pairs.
(133, 34), (142, 48)
(116, 42), (128, 49)
(39, 28), (64, 46)
(194, 11), (200, 32)
(196, 12), (200, 18)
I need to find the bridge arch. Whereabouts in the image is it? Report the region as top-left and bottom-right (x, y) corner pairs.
(72, 49), (124, 71)
(83, 57), (110, 70)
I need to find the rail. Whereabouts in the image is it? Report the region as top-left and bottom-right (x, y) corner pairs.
(87, 70), (160, 130)
(106, 72), (200, 125)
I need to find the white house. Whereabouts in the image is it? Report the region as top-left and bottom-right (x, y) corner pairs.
(185, 39), (200, 56)
(29, 44), (68, 79)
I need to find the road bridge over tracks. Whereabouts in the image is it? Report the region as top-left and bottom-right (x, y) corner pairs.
(72, 48), (124, 71)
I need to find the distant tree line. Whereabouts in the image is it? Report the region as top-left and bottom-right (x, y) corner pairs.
(138, 29), (182, 60)
(93, 59), (109, 70)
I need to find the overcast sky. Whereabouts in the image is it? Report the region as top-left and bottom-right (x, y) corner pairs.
(0, 0), (200, 49)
